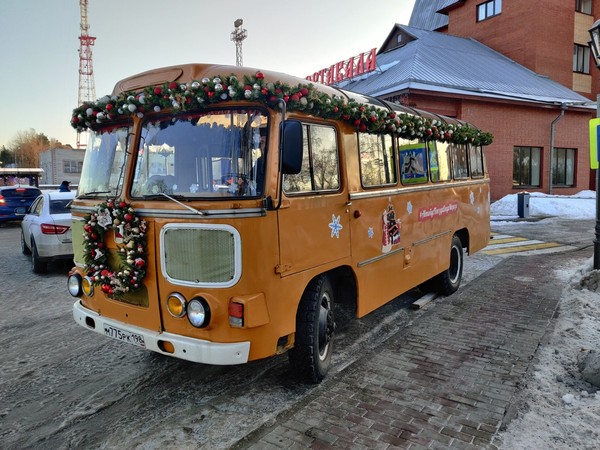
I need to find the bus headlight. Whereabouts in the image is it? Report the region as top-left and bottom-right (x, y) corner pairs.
(67, 274), (83, 297)
(82, 276), (95, 297)
(166, 293), (187, 318)
(187, 297), (211, 328)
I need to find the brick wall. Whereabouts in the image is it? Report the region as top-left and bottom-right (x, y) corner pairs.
(406, 93), (593, 201)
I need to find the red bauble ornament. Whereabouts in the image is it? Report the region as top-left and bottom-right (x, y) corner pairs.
(255, 71), (264, 79)
(154, 86), (162, 95)
(168, 82), (178, 90)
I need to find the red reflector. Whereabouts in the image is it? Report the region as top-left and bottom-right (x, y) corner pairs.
(228, 302), (243, 318)
(41, 223), (70, 234)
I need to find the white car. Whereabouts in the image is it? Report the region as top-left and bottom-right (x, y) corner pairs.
(21, 191), (76, 273)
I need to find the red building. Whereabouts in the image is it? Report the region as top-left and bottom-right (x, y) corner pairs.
(340, 0), (596, 201)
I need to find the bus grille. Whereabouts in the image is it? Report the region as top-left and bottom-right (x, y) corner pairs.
(161, 225), (241, 287)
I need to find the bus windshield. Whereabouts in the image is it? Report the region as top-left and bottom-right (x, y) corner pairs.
(131, 109), (268, 199)
(78, 124), (132, 198)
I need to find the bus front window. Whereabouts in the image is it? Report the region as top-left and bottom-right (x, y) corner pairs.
(78, 124), (132, 197)
(131, 109), (268, 199)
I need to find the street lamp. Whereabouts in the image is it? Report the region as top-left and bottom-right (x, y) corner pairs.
(588, 20), (600, 270)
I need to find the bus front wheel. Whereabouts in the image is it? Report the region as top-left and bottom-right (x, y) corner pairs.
(288, 274), (336, 383)
(436, 235), (464, 296)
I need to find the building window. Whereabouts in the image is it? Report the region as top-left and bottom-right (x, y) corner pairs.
(576, 0), (592, 15)
(477, 0), (502, 21)
(513, 146), (541, 187)
(574, 44), (591, 73)
(64, 160), (83, 174)
(553, 148), (576, 187)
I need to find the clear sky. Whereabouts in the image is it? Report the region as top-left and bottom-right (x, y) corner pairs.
(0, 0), (416, 149)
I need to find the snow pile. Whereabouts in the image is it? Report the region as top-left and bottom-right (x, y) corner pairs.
(491, 190), (596, 220)
(497, 258), (600, 449)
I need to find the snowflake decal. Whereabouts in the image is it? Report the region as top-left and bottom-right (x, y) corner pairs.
(368, 227), (374, 239)
(328, 214), (343, 239)
(407, 201), (413, 215)
(470, 191), (475, 205)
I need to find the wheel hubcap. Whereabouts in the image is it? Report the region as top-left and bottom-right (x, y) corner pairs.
(318, 295), (335, 359)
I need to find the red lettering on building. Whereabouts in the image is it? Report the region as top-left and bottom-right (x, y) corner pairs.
(305, 48), (377, 85)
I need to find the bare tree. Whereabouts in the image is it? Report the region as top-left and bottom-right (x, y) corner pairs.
(9, 129), (66, 168)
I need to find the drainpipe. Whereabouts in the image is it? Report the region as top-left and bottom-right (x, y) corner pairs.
(549, 104), (567, 195)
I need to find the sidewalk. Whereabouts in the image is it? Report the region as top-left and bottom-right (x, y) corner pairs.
(235, 252), (568, 449)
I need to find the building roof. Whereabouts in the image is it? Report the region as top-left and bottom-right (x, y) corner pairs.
(337, 25), (592, 108)
(408, 0), (451, 30)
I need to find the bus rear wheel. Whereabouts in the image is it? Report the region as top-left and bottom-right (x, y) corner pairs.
(288, 274), (336, 383)
(436, 234), (464, 296)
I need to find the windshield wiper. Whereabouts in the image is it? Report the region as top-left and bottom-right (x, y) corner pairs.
(82, 190), (112, 196)
(143, 192), (205, 216)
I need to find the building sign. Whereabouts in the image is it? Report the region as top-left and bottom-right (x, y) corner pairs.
(306, 48), (377, 86)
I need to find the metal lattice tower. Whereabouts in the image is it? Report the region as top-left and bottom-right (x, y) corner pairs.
(77, 0), (96, 148)
(230, 18), (247, 67)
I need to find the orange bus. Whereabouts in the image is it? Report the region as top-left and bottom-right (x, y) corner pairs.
(67, 63), (492, 383)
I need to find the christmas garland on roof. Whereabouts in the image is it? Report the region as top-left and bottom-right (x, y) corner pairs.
(71, 71), (493, 146)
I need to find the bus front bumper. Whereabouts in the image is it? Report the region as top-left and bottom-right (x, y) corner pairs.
(73, 299), (250, 365)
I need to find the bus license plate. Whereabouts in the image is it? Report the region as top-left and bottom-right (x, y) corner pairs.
(103, 325), (146, 348)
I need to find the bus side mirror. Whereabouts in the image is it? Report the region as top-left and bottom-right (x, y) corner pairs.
(280, 120), (303, 175)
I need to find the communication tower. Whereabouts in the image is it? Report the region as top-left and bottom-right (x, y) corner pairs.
(230, 19), (247, 67)
(77, 0), (96, 148)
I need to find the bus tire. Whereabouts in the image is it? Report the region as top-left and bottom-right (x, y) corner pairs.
(436, 235), (463, 296)
(31, 240), (47, 274)
(288, 274), (336, 383)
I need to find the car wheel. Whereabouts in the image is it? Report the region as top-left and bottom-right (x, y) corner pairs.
(31, 240), (47, 274)
(21, 230), (31, 255)
(288, 274), (336, 383)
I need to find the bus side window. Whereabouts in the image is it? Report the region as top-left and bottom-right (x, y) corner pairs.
(283, 123), (339, 194)
(450, 143), (469, 179)
(429, 141), (452, 182)
(469, 144), (485, 177)
(359, 133), (396, 187)
(398, 138), (428, 185)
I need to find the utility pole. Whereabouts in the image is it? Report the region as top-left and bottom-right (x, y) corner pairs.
(230, 19), (247, 67)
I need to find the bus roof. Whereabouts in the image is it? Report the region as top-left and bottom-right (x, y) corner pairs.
(73, 63), (493, 146)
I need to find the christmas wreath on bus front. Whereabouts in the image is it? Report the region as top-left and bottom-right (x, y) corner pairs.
(82, 199), (147, 299)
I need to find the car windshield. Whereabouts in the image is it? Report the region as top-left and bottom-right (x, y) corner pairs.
(50, 199), (72, 215)
(78, 123), (132, 198)
(131, 109), (268, 199)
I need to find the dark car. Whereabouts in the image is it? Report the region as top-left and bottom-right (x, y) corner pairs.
(0, 186), (43, 223)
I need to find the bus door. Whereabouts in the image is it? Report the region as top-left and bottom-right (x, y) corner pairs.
(277, 123), (350, 275)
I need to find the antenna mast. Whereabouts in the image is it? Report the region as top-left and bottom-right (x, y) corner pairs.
(230, 19), (247, 67)
(77, 0), (96, 148)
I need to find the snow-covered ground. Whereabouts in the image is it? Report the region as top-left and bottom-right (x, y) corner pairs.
(491, 190), (600, 449)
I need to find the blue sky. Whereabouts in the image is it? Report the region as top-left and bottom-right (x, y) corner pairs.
(0, 0), (415, 149)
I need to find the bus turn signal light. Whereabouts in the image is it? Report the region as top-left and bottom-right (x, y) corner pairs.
(228, 302), (244, 327)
